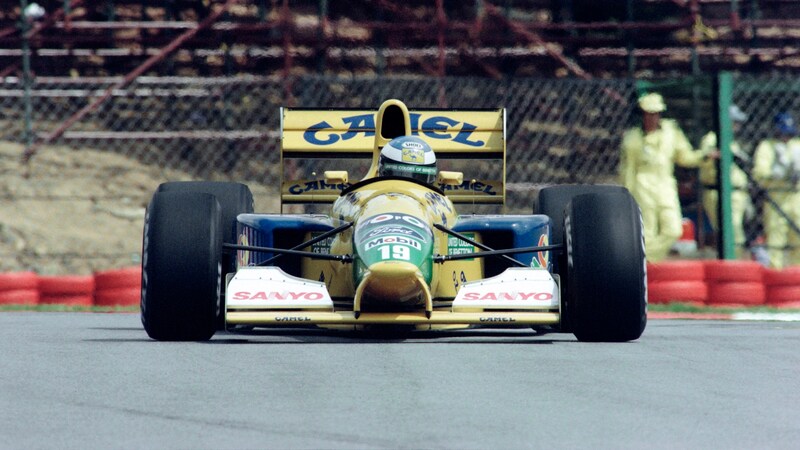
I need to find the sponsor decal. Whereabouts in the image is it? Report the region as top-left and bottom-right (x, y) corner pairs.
(438, 180), (498, 196)
(232, 291), (325, 301)
(275, 317), (312, 322)
(531, 233), (549, 269)
(402, 140), (425, 150)
(311, 233), (333, 255)
(365, 225), (425, 240)
(382, 162), (436, 175)
(365, 236), (422, 250)
(354, 213), (434, 284)
(462, 292), (553, 301)
(302, 113), (485, 147)
(424, 192), (453, 215)
(356, 214), (433, 238)
(452, 270), (467, 291)
(237, 233), (250, 267)
(288, 180), (350, 195)
(402, 147), (424, 163)
(447, 234), (475, 260)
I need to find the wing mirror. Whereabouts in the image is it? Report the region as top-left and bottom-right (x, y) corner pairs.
(324, 170), (349, 184)
(437, 171), (463, 186)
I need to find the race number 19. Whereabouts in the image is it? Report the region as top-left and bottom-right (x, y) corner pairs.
(378, 245), (410, 260)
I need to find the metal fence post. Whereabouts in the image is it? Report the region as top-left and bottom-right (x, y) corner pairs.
(715, 72), (735, 259)
(21, 0), (34, 148)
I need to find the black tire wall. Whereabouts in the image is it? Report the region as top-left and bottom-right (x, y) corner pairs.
(141, 191), (222, 341)
(565, 191), (647, 342)
(156, 181), (253, 329)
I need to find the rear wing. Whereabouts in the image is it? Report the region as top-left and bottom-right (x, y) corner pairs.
(280, 99), (506, 206)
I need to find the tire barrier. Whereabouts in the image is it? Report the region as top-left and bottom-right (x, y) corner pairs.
(0, 272), (39, 305)
(646, 260), (771, 307)
(704, 260), (766, 306)
(38, 275), (94, 306)
(764, 267), (800, 308)
(3, 262), (800, 309)
(93, 267), (141, 307)
(647, 260), (705, 282)
(704, 260), (764, 283)
(706, 282), (766, 307)
(648, 280), (707, 305)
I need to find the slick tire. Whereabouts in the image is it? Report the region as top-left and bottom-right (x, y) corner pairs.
(535, 184), (629, 332)
(141, 191), (222, 341)
(564, 191), (647, 342)
(157, 181), (253, 329)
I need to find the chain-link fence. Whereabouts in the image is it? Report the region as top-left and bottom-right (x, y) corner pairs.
(1, 76), (637, 201)
(645, 74), (800, 266)
(2, 74), (800, 271)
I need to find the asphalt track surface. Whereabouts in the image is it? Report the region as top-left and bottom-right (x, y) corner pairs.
(2, 313), (799, 449)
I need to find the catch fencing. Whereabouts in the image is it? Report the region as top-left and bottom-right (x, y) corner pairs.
(1, 74), (798, 270)
(1, 75), (637, 203)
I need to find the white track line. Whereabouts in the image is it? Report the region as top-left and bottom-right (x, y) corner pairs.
(731, 312), (800, 322)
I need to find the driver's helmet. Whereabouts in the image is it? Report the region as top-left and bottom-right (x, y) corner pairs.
(378, 136), (437, 184)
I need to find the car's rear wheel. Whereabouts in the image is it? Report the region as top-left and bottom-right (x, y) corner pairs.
(141, 191), (222, 341)
(535, 184), (628, 332)
(156, 181), (253, 329)
(564, 191), (646, 342)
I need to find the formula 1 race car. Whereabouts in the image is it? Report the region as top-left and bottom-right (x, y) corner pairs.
(141, 99), (646, 342)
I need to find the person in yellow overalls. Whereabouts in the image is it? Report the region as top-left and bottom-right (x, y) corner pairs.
(619, 92), (714, 262)
(752, 112), (800, 269)
(698, 104), (751, 257)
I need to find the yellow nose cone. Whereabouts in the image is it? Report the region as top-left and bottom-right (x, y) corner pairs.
(362, 261), (425, 304)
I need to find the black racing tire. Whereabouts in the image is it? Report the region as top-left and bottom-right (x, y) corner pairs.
(564, 191), (647, 342)
(141, 191), (222, 341)
(535, 184), (628, 266)
(535, 184), (628, 332)
(156, 181), (253, 329)
(157, 181), (253, 255)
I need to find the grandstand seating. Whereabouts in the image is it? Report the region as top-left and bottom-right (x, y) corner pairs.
(1, 0), (800, 79)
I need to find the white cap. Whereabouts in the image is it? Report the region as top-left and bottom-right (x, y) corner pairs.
(638, 93), (666, 113)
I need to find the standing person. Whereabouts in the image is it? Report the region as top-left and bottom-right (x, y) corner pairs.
(619, 92), (714, 262)
(698, 104), (752, 257)
(752, 112), (800, 269)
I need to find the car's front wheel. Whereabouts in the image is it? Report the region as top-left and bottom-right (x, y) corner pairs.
(156, 181), (253, 329)
(564, 191), (647, 342)
(141, 191), (222, 341)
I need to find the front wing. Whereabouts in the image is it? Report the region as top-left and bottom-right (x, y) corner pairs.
(225, 266), (561, 328)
